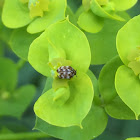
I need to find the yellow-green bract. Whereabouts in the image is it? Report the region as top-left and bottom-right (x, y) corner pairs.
(99, 56), (137, 120)
(28, 19), (94, 127)
(34, 72), (94, 127)
(28, 19), (91, 77)
(77, 0), (137, 33)
(34, 70), (107, 140)
(2, 0), (66, 34)
(116, 15), (140, 120)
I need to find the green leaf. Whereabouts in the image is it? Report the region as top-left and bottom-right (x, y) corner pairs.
(2, 0), (32, 28)
(28, 19), (91, 76)
(10, 27), (40, 60)
(116, 15), (140, 67)
(65, 6), (77, 25)
(0, 85), (36, 118)
(90, 0), (125, 21)
(86, 12), (130, 64)
(82, 0), (91, 11)
(0, 57), (17, 92)
(87, 70), (101, 105)
(35, 103), (108, 140)
(115, 65), (140, 120)
(0, 11), (13, 44)
(111, 0), (138, 11)
(105, 96), (136, 120)
(126, 138), (140, 140)
(27, 0), (66, 34)
(99, 56), (123, 103)
(34, 72), (94, 127)
(28, 33), (51, 77)
(0, 127), (13, 134)
(99, 56), (136, 119)
(77, 10), (104, 33)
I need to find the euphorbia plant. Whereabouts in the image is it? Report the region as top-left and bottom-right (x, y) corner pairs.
(1, 0), (140, 139)
(28, 18), (94, 127)
(77, 0), (137, 33)
(99, 15), (140, 120)
(116, 15), (140, 120)
(2, 0), (66, 33)
(27, 18), (108, 139)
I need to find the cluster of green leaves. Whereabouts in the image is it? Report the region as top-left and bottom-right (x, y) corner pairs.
(99, 11), (140, 140)
(0, 57), (36, 118)
(99, 15), (140, 120)
(78, 0), (137, 33)
(0, 0), (36, 120)
(1, 0), (140, 139)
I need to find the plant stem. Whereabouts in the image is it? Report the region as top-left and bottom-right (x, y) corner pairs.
(0, 132), (50, 140)
(17, 59), (26, 70)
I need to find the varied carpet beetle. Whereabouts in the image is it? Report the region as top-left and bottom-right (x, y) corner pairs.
(57, 66), (76, 79)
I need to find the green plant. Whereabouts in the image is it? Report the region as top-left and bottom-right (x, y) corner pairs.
(1, 0), (140, 140)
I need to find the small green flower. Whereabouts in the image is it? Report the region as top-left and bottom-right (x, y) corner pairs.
(117, 15), (140, 76)
(2, 0), (66, 33)
(116, 15), (140, 120)
(28, 0), (49, 18)
(77, 0), (137, 33)
(28, 19), (94, 127)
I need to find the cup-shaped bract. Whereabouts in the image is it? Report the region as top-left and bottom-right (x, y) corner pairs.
(79, 0), (137, 33)
(117, 15), (140, 75)
(116, 15), (140, 120)
(90, 0), (137, 21)
(2, 0), (66, 33)
(29, 19), (93, 127)
(34, 72), (94, 127)
(28, 19), (91, 77)
(99, 56), (137, 120)
(34, 70), (107, 140)
(90, 0), (125, 21)
(115, 65), (140, 120)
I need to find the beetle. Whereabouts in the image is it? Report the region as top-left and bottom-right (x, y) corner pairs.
(57, 66), (76, 79)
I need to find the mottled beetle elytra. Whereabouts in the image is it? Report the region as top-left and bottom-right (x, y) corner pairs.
(57, 66), (76, 79)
